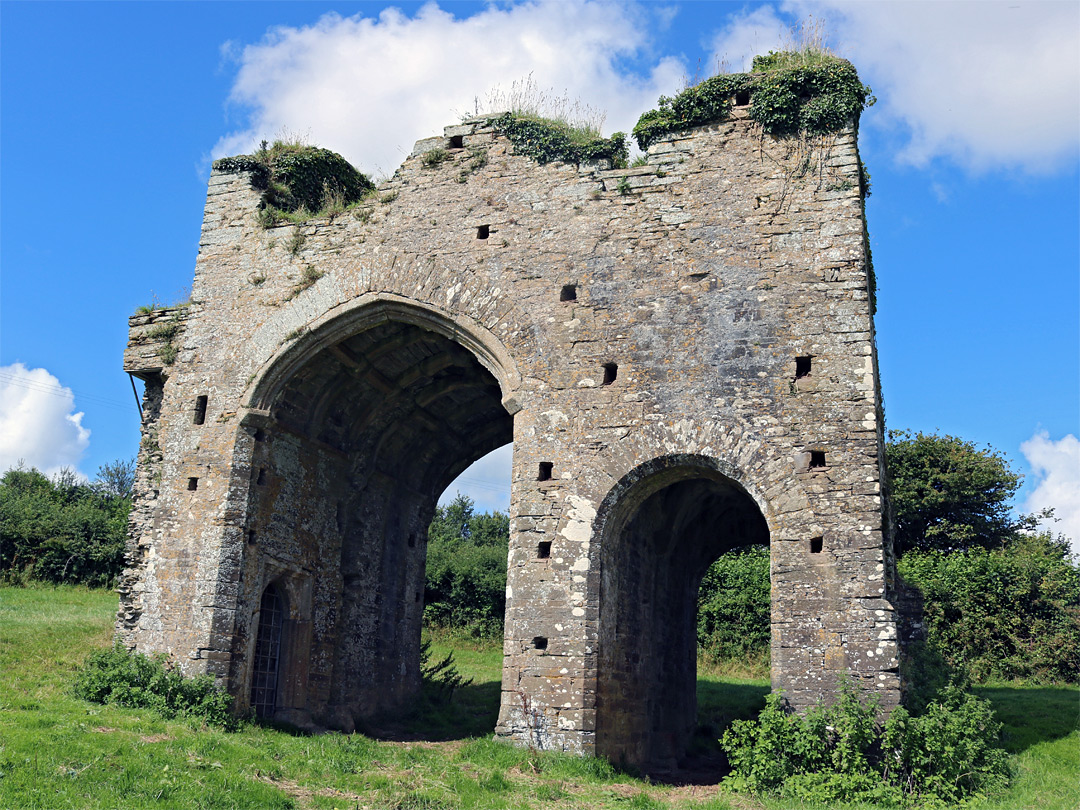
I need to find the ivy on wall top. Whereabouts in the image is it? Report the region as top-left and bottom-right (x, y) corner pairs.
(632, 53), (874, 150)
(213, 141), (375, 215)
(488, 113), (628, 168)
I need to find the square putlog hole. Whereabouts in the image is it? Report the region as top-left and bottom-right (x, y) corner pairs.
(538, 462), (553, 481)
(602, 362), (618, 386)
(809, 450), (827, 469)
(795, 356), (812, 379)
(560, 284), (577, 302)
(537, 541), (552, 559)
(448, 135), (464, 149)
(810, 537), (824, 554)
(476, 224), (490, 239)
(532, 636), (548, 650)
(186, 477), (198, 491)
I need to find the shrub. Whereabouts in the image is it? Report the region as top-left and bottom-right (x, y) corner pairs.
(632, 52), (873, 150)
(74, 643), (236, 729)
(213, 138), (375, 225)
(899, 532), (1080, 683)
(0, 464), (131, 588)
(721, 681), (1009, 807)
(424, 495), (509, 638)
(697, 545), (770, 663)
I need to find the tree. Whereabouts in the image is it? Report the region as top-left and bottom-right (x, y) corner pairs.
(424, 495), (509, 637)
(885, 430), (1022, 555)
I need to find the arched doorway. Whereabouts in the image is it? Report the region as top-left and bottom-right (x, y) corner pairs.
(250, 583), (286, 718)
(238, 305), (515, 728)
(594, 457), (770, 772)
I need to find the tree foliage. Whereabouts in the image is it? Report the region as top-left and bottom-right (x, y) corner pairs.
(886, 430), (1022, 555)
(0, 461), (133, 587)
(424, 495), (509, 637)
(697, 545), (770, 663)
(899, 532), (1080, 683)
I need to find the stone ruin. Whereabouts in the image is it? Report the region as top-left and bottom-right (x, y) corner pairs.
(119, 102), (901, 771)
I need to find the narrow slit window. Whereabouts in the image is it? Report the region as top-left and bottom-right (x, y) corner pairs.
(257, 468), (267, 485)
(602, 363), (618, 386)
(537, 541), (552, 559)
(795, 356), (812, 379)
(810, 537), (824, 554)
(476, 224), (490, 239)
(254, 429), (266, 442)
(809, 450), (827, 469)
(448, 135), (464, 149)
(408, 533), (416, 548)
(193, 396), (208, 425)
(187, 477), (198, 491)
(415, 591), (421, 603)
(560, 284), (577, 302)
(247, 529), (257, 545)
(538, 462), (553, 481)
(532, 636), (548, 650)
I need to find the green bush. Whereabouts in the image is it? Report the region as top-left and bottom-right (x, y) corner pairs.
(424, 495), (509, 637)
(0, 463), (131, 587)
(697, 545), (770, 663)
(74, 643), (236, 729)
(632, 52), (873, 150)
(489, 113), (627, 168)
(899, 533), (1080, 683)
(213, 139), (375, 224)
(722, 682), (1009, 807)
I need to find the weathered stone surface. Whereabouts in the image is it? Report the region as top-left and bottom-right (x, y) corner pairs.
(118, 108), (901, 773)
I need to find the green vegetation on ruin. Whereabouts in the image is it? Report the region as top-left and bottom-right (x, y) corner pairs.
(632, 50), (874, 151)
(488, 112), (628, 168)
(212, 139), (375, 228)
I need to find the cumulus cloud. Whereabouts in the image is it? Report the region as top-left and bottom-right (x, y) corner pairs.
(214, 1), (684, 177)
(1021, 431), (1080, 552)
(707, 2), (1080, 173)
(707, 6), (789, 73)
(815, 0), (1079, 173)
(0, 363), (91, 477)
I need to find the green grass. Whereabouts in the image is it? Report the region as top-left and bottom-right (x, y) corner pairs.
(1, 585), (1076, 810)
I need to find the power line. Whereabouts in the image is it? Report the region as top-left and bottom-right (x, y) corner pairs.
(0, 370), (136, 413)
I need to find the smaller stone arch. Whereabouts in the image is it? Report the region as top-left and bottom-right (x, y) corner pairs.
(589, 453), (771, 772)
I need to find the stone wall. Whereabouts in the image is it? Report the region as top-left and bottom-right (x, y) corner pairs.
(119, 106), (899, 771)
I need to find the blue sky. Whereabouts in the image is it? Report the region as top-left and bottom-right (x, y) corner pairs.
(2, 1), (1077, 544)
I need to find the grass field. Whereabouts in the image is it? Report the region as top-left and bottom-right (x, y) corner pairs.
(1, 586), (1076, 810)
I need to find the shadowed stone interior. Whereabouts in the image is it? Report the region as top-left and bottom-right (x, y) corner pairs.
(596, 464), (769, 771)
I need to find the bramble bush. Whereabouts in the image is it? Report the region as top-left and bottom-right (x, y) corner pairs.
(74, 643), (237, 729)
(722, 682), (1009, 807)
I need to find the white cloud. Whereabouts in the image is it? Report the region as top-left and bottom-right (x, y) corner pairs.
(707, 6), (789, 73)
(0, 363), (91, 477)
(214, 1), (684, 177)
(440, 443), (512, 514)
(1020, 431), (1080, 552)
(811, 0), (1080, 173)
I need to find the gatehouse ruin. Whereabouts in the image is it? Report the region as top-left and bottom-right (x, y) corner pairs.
(119, 95), (901, 771)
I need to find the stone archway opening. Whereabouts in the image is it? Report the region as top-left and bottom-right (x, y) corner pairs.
(241, 315), (514, 730)
(595, 463), (769, 775)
